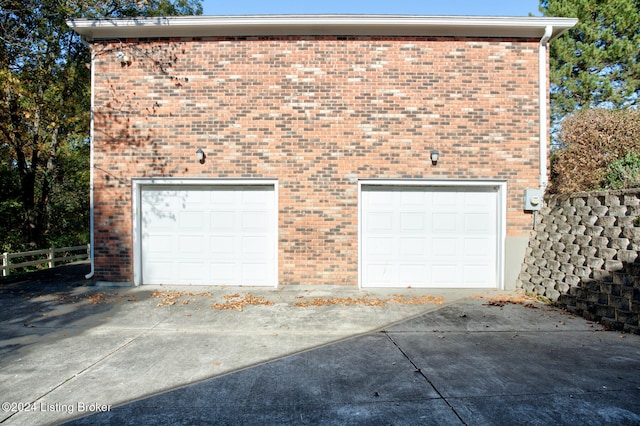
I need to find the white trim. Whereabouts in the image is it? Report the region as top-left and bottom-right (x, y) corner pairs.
(539, 25), (553, 192)
(85, 45), (96, 280)
(132, 178), (278, 287)
(358, 179), (506, 290)
(67, 15), (577, 41)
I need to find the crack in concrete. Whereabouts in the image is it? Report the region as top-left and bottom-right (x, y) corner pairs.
(384, 330), (468, 426)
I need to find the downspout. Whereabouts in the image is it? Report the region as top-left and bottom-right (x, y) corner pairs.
(539, 25), (553, 192)
(85, 40), (95, 280)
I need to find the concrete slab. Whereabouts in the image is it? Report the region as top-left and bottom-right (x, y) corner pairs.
(2, 264), (640, 425)
(451, 393), (640, 426)
(390, 330), (640, 397)
(66, 334), (462, 426)
(387, 298), (605, 333)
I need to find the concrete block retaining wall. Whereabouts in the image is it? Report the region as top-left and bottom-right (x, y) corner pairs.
(516, 189), (640, 334)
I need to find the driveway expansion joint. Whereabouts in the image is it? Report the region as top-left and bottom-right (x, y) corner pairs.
(383, 331), (468, 426)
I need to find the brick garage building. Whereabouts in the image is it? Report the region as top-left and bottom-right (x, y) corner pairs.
(69, 15), (576, 288)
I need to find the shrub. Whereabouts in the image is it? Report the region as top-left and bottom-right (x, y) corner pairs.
(549, 108), (640, 194)
(602, 153), (640, 190)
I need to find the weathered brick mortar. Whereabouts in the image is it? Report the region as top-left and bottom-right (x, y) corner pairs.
(92, 35), (542, 285)
(517, 189), (640, 334)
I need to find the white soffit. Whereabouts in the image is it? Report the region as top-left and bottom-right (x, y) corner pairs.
(67, 15), (578, 41)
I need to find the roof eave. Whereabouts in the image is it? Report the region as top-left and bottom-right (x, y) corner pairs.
(67, 15), (578, 41)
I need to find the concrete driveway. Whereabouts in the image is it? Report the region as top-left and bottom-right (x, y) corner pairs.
(1, 263), (639, 425)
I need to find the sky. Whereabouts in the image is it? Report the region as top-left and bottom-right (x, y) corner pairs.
(201, 1), (542, 17)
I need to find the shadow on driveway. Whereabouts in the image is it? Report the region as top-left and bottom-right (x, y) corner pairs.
(66, 296), (640, 425)
(2, 266), (640, 425)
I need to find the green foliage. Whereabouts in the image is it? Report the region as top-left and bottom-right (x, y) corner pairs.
(602, 152), (640, 190)
(67, 0), (203, 18)
(549, 108), (640, 193)
(0, 0), (202, 252)
(541, 0), (640, 122)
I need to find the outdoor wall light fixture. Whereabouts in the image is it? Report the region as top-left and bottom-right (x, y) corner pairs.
(116, 40), (130, 65)
(116, 51), (130, 65)
(196, 148), (205, 164)
(430, 149), (439, 165)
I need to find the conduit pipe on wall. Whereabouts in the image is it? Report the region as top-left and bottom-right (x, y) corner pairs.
(85, 43), (95, 280)
(539, 25), (553, 192)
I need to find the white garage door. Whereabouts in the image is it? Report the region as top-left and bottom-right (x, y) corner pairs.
(140, 185), (276, 286)
(361, 185), (499, 288)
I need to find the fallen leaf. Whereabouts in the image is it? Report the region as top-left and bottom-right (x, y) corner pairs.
(211, 293), (274, 311)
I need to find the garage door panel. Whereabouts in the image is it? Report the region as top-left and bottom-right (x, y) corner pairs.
(183, 189), (205, 205)
(433, 238), (458, 257)
(179, 211), (205, 230)
(464, 191), (490, 205)
(464, 213), (492, 233)
(365, 190), (394, 207)
(367, 212), (394, 232)
(179, 262), (206, 284)
(210, 190), (235, 205)
(144, 212), (177, 230)
(241, 211), (269, 231)
(144, 262), (174, 284)
(432, 191), (456, 205)
(464, 238), (492, 256)
(400, 213), (425, 231)
(210, 236), (235, 256)
(399, 190), (426, 206)
(432, 264), (458, 283)
(210, 211), (235, 231)
(399, 264), (428, 283)
(432, 213), (457, 233)
(242, 187), (272, 204)
(242, 263), (271, 282)
(463, 265), (493, 286)
(141, 184), (276, 286)
(362, 185), (499, 288)
(146, 235), (174, 254)
(365, 237), (394, 256)
(241, 236), (270, 256)
(399, 238), (425, 257)
(365, 263), (395, 284)
(210, 262), (235, 282)
(178, 235), (204, 253)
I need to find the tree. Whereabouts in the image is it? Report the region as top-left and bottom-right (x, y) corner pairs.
(0, 0), (202, 251)
(541, 0), (640, 122)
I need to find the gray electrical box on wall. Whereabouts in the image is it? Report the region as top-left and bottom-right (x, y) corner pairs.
(524, 188), (543, 211)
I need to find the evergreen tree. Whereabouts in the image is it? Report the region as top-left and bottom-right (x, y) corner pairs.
(541, 0), (640, 121)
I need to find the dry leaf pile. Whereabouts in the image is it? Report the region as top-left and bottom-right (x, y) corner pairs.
(386, 295), (445, 305)
(211, 293), (274, 311)
(478, 294), (539, 309)
(86, 292), (137, 305)
(294, 295), (444, 308)
(149, 291), (212, 307)
(294, 297), (386, 307)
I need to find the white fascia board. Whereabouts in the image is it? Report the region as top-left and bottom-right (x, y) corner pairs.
(67, 15), (577, 41)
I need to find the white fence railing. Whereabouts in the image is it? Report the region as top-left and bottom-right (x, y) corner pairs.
(1, 244), (90, 277)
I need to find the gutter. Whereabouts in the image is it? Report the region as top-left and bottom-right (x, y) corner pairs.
(66, 15), (578, 40)
(85, 43), (95, 280)
(539, 25), (553, 192)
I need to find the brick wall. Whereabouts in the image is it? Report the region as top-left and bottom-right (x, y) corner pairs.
(517, 190), (640, 334)
(92, 35), (541, 284)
